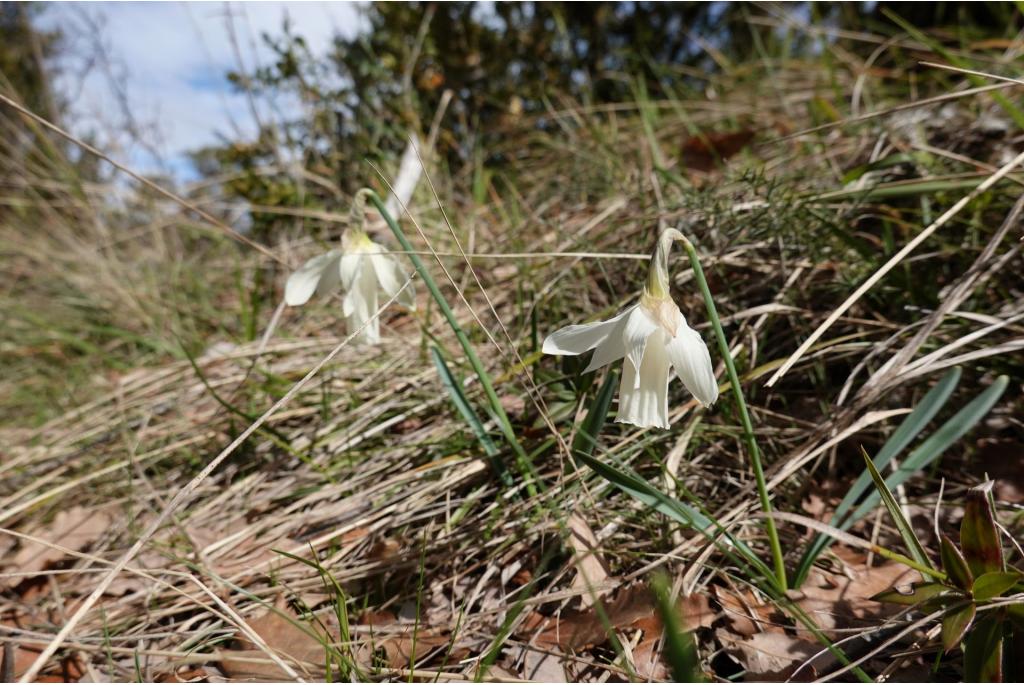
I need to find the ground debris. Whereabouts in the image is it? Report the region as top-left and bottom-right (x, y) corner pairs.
(2, 506), (113, 589)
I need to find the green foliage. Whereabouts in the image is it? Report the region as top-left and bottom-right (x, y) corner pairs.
(651, 572), (704, 683)
(795, 372), (1009, 587)
(873, 482), (1023, 681)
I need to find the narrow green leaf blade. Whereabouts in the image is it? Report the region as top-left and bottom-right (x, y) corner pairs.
(652, 573), (704, 683)
(844, 376), (1009, 541)
(862, 447), (937, 577)
(571, 370), (617, 461)
(431, 346), (500, 457)
(871, 581), (950, 607)
(430, 346), (512, 487)
(574, 451), (774, 582)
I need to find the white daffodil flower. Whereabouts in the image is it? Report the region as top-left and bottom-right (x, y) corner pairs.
(284, 230), (414, 344)
(542, 228), (718, 429)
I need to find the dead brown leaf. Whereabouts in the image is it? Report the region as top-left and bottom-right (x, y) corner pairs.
(521, 648), (568, 682)
(630, 615), (669, 681)
(680, 129), (757, 172)
(566, 512), (609, 608)
(4, 507), (112, 587)
(788, 548), (914, 635)
(713, 585), (778, 637)
(0, 634), (84, 683)
(354, 609), (450, 669)
(716, 628), (823, 681)
(527, 583), (714, 652)
(186, 520), (303, 578)
(219, 599), (331, 681)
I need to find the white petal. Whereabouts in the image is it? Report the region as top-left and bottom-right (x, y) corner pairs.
(344, 260), (381, 344)
(384, 134), (423, 218)
(615, 330), (672, 429)
(284, 251), (341, 306)
(542, 306), (635, 357)
(339, 252), (363, 290)
(370, 253), (414, 307)
(583, 310), (632, 373)
(622, 306), (659, 389)
(666, 320), (719, 407)
(315, 255), (343, 297)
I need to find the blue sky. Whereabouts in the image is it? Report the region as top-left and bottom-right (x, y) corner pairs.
(35, 2), (364, 179)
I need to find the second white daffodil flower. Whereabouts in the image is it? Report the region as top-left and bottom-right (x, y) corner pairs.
(542, 228), (719, 429)
(285, 230), (414, 344)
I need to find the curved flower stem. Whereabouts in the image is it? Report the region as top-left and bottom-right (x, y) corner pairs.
(362, 189), (539, 497)
(678, 234), (788, 592)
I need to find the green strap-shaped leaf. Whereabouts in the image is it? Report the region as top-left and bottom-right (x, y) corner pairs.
(369, 191), (539, 495)
(574, 450), (775, 584)
(652, 572), (704, 683)
(862, 447), (938, 578)
(571, 370), (618, 461)
(430, 345), (511, 487)
(964, 615), (1004, 682)
(794, 368), (961, 587)
(871, 581), (951, 607)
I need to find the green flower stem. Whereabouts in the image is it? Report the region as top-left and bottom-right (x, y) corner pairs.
(364, 190), (539, 497)
(679, 236), (788, 592)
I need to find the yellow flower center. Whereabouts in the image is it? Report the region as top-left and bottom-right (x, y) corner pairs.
(343, 229), (376, 254)
(640, 291), (682, 337)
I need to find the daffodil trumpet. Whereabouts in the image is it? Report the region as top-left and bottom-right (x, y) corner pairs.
(542, 228), (719, 429)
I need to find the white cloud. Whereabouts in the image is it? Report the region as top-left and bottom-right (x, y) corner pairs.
(35, 1), (365, 178)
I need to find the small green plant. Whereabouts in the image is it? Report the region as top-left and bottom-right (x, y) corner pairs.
(872, 482), (1023, 681)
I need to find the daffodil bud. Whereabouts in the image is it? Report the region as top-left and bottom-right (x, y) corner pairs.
(644, 228), (685, 301)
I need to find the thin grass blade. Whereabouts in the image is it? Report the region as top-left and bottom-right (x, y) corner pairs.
(861, 446), (938, 578)
(430, 346), (511, 486)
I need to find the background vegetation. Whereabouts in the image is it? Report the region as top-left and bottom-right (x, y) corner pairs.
(1, 2), (1023, 682)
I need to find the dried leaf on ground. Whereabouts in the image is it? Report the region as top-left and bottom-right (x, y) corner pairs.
(3, 506), (113, 587)
(219, 600), (332, 680)
(713, 585), (777, 637)
(519, 647), (569, 682)
(186, 520), (304, 578)
(680, 129), (757, 172)
(630, 614), (670, 681)
(0, 632), (85, 683)
(789, 547), (915, 635)
(716, 628), (824, 681)
(566, 512), (610, 608)
(525, 583), (714, 651)
(354, 609), (451, 669)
